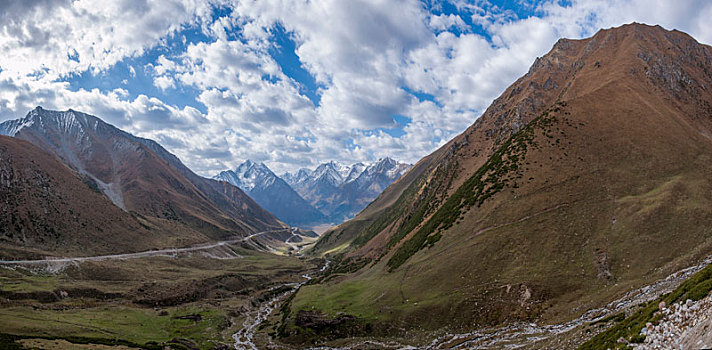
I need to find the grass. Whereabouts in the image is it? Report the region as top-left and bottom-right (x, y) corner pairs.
(292, 279), (394, 321)
(0, 332), (159, 349)
(0, 305), (228, 349)
(579, 263), (712, 350)
(0, 272), (58, 292)
(0, 247), (318, 349)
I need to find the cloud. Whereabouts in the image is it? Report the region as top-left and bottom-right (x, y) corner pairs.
(1, 0), (711, 176)
(428, 13), (469, 32)
(0, 0), (216, 80)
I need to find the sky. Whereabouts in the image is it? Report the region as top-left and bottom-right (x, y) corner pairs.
(0, 0), (710, 176)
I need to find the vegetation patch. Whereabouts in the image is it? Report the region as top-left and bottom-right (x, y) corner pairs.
(0, 332), (163, 349)
(386, 108), (559, 271)
(0, 304), (229, 349)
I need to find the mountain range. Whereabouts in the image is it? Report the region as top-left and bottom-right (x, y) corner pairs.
(284, 159), (411, 223)
(215, 158), (411, 228)
(281, 23), (712, 345)
(0, 107), (288, 258)
(214, 160), (327, 228)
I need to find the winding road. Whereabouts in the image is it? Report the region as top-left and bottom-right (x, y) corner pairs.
(0, 229), (289, 266)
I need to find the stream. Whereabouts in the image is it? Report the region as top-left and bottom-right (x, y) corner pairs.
(232, 254), (712, 350)
(233, 260), (330, 350)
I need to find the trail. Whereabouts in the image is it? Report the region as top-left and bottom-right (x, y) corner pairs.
(285, 232), (300, 252)
(0, 229), (288, 266)
(233, 260), (330, 350)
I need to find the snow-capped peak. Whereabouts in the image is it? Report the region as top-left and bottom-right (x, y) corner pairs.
(312, 161), (345, 186)
(0, 106), (99, 138)
(283, 168), (312, 186)
(344, 162), (368, 183)
(214, 160), (276, 192)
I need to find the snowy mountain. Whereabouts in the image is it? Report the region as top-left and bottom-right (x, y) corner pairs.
(282, 168), (311, 186)
(284, 158), (412, 223)
(344, 162), (367, 183)
(215, 161), (326, 227)
(215, 160), (276, 192)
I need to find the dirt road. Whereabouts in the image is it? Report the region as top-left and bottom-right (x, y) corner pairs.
(0, 229), (288, 266)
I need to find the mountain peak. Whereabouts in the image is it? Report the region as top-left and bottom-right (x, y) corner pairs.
(312, 161), (345, 185)
(236, 159), (269, 172)
(376, 157), (396, 166)
(218, 160), (278, 192)
(293, 24), (712, 344)
(2, 106), (284, 243)
(214, 161), (326, 227)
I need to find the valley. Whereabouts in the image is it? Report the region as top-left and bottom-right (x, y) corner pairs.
(2, 242), (712, 349)
(0, 243), (323, 349)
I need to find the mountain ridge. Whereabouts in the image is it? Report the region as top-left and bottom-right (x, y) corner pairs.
(282, 22), (712, 343)
(284, 158), (412, 223)
(214, 160), (327, 227)
(0, 107), (286, 246)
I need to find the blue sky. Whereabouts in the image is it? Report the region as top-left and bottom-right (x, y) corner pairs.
(0, 0), (710, 175)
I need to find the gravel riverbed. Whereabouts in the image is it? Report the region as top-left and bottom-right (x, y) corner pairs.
(633, 293), (712, 349)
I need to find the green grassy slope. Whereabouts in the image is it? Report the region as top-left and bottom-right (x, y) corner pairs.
(0, 249), (317, 349)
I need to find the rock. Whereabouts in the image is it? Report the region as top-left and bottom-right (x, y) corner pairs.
(295, 310), (356, 330)
(686, 299), (693, 307)
(659, 301), (666, 311)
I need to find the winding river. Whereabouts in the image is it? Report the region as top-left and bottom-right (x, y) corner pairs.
(233, 260), (330, 350)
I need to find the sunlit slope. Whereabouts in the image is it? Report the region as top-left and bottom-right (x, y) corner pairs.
(285, 23), (712, 341)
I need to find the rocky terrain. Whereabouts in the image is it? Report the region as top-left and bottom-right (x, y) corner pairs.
(634, 294), (712, 349)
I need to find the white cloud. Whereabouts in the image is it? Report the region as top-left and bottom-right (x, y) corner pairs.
(0, 0), (711, 176)
(428, 13), (469, 32)
(0, 0), (216, 81)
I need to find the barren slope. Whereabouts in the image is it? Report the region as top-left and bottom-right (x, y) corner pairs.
(1, 108), (285, 242)
(0, 136), (208, 259)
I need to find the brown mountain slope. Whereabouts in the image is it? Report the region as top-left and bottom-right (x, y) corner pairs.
(0, 135), (208, 259)
(0, 108), (285, 242)
(285, 23), (712, 343)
